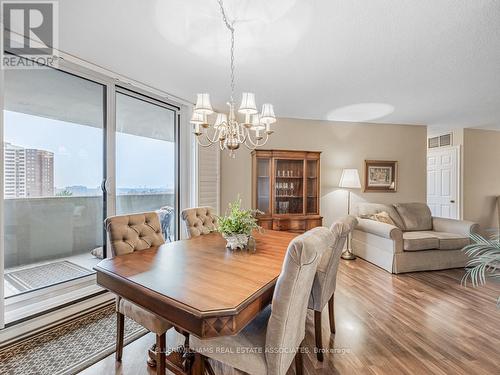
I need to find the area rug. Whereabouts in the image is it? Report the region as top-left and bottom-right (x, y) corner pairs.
(4, 261), (94, 293)
(0, 303), (147, 375)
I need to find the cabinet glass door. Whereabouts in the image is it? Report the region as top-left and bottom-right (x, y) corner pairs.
(256, 158), (271, 214)
(275, 159), (304, 214)
(306, 160), (319, 214)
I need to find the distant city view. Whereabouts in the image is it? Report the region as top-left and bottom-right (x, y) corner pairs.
(4, 140), (174, 199)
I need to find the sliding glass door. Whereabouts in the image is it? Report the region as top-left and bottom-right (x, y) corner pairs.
(0, 62), (181, 326)
(115, 89), (178, 240)
(2, 66), (106, 307)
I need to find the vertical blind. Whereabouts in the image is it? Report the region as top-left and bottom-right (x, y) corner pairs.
(197, 144), (220, 214)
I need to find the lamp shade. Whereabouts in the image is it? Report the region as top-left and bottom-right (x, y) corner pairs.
(238, 92), (258, 115)
(190, 111), (205, 125)
(214, 113), (227, 128)
(250, 114), (265, 130)
(339, 169), (361, 189)
(194, 93), (213, 115)
(260, 103), (276, 124)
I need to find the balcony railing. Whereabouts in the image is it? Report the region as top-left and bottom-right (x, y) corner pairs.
(4, 193), (175, 268)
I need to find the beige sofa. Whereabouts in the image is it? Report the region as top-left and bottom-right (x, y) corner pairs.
(352, 202), (479, 274)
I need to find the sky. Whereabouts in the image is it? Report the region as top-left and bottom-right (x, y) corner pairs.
(4, 111), (175, 190)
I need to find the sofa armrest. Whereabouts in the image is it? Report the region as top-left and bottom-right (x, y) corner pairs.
(432, 217), (479, 237)
(356, 218), (403, 240)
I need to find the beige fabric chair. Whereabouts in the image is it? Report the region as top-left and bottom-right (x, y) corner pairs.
(181, 206), (217, 238)
(191, 226), (333, 375)
(105, 212), (172, 375)
(308, 216), (358, 361)
(353, 202), (479, 273)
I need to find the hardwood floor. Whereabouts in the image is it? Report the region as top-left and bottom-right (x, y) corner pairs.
(79, 258), (500, 375)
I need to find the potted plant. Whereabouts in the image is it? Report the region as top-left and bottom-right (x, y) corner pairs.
(217, 197), (262, 250)
(462, 233), (500, 306)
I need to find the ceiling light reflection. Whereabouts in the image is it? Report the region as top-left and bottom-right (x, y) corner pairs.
(326, 103), (395, 122)
(154, 0), (312, 63)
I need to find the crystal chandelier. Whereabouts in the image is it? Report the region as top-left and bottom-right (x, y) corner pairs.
(190, 0), (277, 157)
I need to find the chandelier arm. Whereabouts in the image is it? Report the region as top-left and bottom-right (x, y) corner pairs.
(203, 126), (222, 144)
(195, 136), (217, 148)
(244, 131), (269, 149)
(195, 126), (223, 147)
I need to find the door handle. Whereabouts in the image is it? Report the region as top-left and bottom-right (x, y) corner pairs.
(450, 200), (455, 203)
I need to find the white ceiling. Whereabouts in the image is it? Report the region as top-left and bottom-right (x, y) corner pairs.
(58, 0), (500, 130)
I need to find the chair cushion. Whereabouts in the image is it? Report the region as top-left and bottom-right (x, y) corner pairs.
(420, 231), (470, 250)
(191, 306), (270, 375)
(117, 297), (172, 334)
(357, 203), (406, 229)
(394, 203), (433, 231)
(403, 232), (439, 251)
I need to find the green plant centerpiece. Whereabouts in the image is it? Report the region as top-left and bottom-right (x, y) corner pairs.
(217, 197), (263, 250)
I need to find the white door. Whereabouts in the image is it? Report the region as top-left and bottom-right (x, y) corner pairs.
(427, 146), (460, 219)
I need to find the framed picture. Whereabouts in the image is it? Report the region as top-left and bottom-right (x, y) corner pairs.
(364, 160), (398, 192)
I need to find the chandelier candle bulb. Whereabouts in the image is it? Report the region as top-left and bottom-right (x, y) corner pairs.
(193, 123), (202, 136)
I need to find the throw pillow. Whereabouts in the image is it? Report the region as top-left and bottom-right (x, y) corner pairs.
(361, 211), (396, 226)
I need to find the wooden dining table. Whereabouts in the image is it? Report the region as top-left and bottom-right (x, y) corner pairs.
(95, 230), (298, 375)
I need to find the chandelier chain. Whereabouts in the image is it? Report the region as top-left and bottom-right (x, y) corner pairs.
(217, 0), (235, 105)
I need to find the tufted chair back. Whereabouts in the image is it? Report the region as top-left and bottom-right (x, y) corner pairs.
(308, 216), (358, 312)
(105, 212), (165, 256)
(181, 206), (217, 238)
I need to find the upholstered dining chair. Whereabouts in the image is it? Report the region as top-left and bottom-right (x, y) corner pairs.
(105, 212), (172, 375)
(181, 206), (217, 238)
(309, 216), (358, 361)
(191, 226), (334, 375)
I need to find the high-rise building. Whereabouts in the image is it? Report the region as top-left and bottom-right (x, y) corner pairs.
(4, 143), (54, 198)
(4, 143), (27, 198)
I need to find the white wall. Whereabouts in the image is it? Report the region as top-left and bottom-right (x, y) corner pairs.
(220, 118), (427, 227)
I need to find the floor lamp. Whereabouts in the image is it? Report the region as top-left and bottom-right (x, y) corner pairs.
(339, 168), (361, 260)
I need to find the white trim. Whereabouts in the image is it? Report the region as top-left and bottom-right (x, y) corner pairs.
(57, 52), (193, 108)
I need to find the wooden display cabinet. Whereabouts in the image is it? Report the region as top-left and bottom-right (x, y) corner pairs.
(252, 149), (322, 233)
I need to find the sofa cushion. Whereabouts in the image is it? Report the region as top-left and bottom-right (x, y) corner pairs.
(403, 232), (439, 251)
(394, 203), (433, 231)
(419, 231), (470, 250)
(357, 203), (406, 229)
